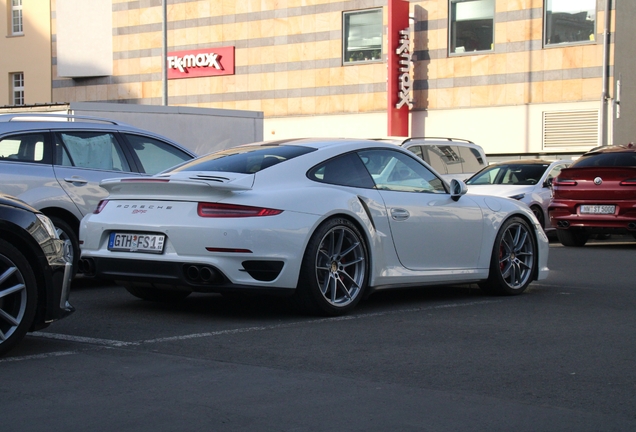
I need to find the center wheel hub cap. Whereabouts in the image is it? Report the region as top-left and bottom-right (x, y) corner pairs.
(331, 261), (338, 273)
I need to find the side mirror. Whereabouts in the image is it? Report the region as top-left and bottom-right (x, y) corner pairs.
(543, 177), (553, 188)
(450, 178), (468, 201)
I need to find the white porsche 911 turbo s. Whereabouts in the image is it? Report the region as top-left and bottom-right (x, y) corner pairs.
(79, 138), (549, 316)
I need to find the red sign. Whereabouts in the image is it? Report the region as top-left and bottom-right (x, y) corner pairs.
(167, 46), (235, 79)
(388, 0), (411, 137)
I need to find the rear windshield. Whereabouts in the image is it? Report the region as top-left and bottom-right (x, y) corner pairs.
(572, 152), (636, 168)
(167, 145), (315, 174)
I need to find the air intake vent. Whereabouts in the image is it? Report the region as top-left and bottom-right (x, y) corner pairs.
(543, 110), (599, 148)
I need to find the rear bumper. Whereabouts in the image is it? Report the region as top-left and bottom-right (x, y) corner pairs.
(548, 200), (636, 232)
(82, 257), (294, 296)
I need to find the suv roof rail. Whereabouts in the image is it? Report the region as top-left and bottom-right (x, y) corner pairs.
(0, 113), (125, 125)
(401, 137), (475, 145)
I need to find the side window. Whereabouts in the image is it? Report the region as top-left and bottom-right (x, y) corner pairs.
(425, 145), (465, 175)
(308, 152), (375, 189)
(55, 132), (131, 172)
(123, 134), (192, 175)
(359, 149), (446, 193)
(0, 133), (46, 163)
(458, 146), (484, 173)
(406, 145), (425, 162)
(423, 146), (449, 174)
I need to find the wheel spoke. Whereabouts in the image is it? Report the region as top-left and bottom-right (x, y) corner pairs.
(339, 241), (360, 258)
(0, 283), (25, 300)
(335, 277), (352, 300)
(334, 229), (345, 256)
(341, 256), (365, 267)
(0, 308), (19, 326)
(0, 266), (17, 286)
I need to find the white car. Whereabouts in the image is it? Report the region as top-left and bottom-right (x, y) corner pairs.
(79, 139), (549, 316)
(465, 159), (570, 233)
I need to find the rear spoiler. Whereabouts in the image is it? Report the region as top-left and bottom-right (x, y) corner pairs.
(100, 171), (255, 197)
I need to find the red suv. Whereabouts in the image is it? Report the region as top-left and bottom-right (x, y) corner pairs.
(549, 144), (636, 246)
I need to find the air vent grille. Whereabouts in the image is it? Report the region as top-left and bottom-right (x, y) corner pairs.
(543, 110), (599, 148)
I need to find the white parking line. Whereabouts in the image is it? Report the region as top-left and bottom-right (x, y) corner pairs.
(10, 300), (500, 362)
(0, 351), (76, 363)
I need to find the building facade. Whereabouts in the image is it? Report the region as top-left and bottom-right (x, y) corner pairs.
(6, 0), (632, 157)
(0, 0), (52, 106)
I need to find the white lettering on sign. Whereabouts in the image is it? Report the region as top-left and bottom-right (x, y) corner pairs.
(396, 28), (413, 110)
(167, 53), (221, 73)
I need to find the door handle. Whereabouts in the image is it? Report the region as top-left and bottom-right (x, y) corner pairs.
(63, 177), (88, 185)
(391, 208), (410, 221)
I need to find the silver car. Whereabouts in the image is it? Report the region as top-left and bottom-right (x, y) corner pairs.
(0, 114), (195, 273)
(465, 159), (571, 233)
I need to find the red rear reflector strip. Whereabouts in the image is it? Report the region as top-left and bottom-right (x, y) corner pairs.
(205, 247), (252, 253)
(620, 179), (636, 186)
(198, 203), (283, 218)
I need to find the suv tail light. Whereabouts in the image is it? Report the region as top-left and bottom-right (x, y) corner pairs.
(554, 179), (578, 186)
(197, 203), (283, 218)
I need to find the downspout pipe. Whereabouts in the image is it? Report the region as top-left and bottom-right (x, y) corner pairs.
(162, 0), (168, 106)
(600, 0), (611, 145)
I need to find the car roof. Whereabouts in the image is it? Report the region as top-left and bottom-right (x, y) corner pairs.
(0, 113), (194, 155)
(235, 137), (399, 151)
(583, 143), (636, 155)
(0, 113), (155, 136)
(489, 159), (563, 165)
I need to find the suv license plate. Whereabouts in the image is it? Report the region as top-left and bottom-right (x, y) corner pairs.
(108, 233), (165, 253)
(580, 205), (616, 215)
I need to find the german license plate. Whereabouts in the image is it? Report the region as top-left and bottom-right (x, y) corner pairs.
(580, 205), (615, 215)
(108, 233), (165, 253)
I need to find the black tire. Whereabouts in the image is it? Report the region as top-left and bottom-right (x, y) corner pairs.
(0, 239), (38, 356)
(49, 216), (79, 276)
(530, 205), (545, 229)
(121, 282), (191, 302)
(556, 229), (588, 247)
(292, 218), (368, 316)
(479, 217), (537, 296)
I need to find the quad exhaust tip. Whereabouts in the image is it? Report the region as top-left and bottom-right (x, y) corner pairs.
(184, 265), (220, 284)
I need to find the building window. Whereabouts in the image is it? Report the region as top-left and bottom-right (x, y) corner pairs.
(544, 0), (596, 46)
(449, 0), (495, 55)
(11, 0), (23, 35)
(12, 73), (24, 106)
(343, 9), (383, 64)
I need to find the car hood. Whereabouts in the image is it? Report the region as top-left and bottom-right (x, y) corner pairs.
(466, 184), (534, 199)
(0, 193), (39, 213)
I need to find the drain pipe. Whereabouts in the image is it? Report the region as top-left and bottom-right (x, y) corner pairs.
(600, 0), (612, 146)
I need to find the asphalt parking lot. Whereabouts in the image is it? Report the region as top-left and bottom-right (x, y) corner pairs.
(2, 237), (636, 431)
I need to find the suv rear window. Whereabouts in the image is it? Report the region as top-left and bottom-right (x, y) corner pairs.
(572, 152), (636, 168)
(169, 145), (315, 174)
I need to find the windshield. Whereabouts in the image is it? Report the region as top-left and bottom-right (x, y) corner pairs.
(166, 145), (315, 174)
(466, 164), (549, 185)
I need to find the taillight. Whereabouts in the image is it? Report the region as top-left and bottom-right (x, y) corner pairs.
(197, 202), (283, 218)
(554, 179), (578, 186)
(620, 179), (636, 186)
(94, 200), (109, 214)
